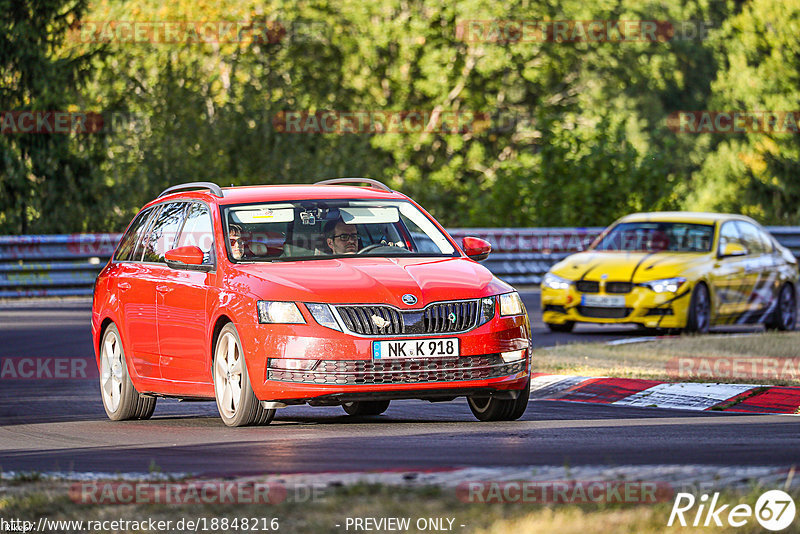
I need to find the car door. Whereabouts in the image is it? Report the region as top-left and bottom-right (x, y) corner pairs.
(736, 221), (771, 317)
(710, 220), (751, 317)
(114, 205), (162, 379)
(157, 202), (216, 385)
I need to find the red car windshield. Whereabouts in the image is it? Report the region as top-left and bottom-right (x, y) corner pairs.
(222, 199), (458, 262)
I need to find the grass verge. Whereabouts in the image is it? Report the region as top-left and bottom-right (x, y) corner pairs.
(534, 331), (800, 385)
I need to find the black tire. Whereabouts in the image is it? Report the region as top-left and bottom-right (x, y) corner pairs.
(342, 400), (390, 416)
(766, 283), (797, 331)
(685, 283), (711, 334)
(99, 324), (156, 421)
(467, 380), (530, 422)
(546, 321), (575, 333)
(213, 323), (275, 427)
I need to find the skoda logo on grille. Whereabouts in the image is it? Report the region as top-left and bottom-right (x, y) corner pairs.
(401, 294), (418, 305)
(448, 312), (457, 323)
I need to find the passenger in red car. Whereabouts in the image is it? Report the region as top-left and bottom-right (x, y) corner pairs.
(325, 219), (360, 254)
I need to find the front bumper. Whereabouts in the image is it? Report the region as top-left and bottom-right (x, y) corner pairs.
(541, 283), (693, 328)
(237, 314), (531, 402)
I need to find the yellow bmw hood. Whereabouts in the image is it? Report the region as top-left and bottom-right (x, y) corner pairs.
(551, 251), (709, 283)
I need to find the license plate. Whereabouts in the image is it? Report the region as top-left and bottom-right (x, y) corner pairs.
(581, 294), (626, 307)
(373, 338), (459, 359)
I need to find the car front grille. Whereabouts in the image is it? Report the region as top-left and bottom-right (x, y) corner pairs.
(605, 282), (633, 294)
(335, 300), (480, 336)
(267, 355), (525, 385)
(577, 306), (632, 319)
(575, 280), (600, 293)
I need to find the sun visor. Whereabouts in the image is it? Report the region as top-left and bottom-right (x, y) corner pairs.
(231, 206), (295, 224)
(340, 207), (399, 224)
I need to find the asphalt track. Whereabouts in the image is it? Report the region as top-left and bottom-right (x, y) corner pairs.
(0, 291), (798, 475)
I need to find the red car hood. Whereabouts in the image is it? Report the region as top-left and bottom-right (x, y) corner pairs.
(232, 257), (509, 306)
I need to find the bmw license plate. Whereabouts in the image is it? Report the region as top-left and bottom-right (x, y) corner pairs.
(581, 295), (626, 307)
(373, 338), (459, 359)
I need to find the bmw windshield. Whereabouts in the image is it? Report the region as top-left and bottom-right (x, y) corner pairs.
(592, 222), (714, 253)
(222, 199), (458, 262)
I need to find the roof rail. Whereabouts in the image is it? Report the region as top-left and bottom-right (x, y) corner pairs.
(314, 178), (392, 192)
(158, 182), (224, 198)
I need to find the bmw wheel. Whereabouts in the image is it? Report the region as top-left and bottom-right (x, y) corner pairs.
(100, 323), (156, 421)
(342, 400), (390, 416)
(213, 323), (275, 427)
(766, 283), (797, 331)
(685, 283), (710, 334)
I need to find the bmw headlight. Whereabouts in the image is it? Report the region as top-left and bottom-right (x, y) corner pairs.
(542, 273), (572, 290)
(257, 301), (306, 324)
(499, 292), (525, 316)
(640, 277), (687, 293)
(305, 303), (341, 331)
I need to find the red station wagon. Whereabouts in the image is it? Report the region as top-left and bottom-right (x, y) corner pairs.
(92, 179), (532, 426)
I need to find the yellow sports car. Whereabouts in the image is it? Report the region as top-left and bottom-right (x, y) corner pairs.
(541, 212), (798, 333)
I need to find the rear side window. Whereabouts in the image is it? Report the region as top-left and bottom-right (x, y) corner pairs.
(718, 221), (743, 255)
(175, 202), (215, 265)
(757, 228), (775, 254)
(139, 203), (188, 263)
(114, 207), (154, 262)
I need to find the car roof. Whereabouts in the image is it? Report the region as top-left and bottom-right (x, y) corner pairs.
(147, 184), (407, 208)
(617, 211), (760, 225)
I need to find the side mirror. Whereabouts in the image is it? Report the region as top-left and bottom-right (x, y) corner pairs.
(165, 246), (212, 271)
(462, 237), (492, 262)
(719, 242), (747, 258)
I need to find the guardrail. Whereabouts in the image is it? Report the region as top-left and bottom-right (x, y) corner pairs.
(1, 227), (798, 298)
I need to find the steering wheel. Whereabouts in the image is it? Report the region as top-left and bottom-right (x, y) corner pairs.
(357, 243), (385, 254)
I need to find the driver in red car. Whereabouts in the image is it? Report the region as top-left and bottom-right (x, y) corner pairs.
(325, 218), (360, 254)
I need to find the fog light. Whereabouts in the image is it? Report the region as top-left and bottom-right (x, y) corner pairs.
(500, 349), (526, 363)
(268, 358), (319, 371)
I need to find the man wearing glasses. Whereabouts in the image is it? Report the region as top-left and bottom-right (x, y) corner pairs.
(324, 218), (360, 254)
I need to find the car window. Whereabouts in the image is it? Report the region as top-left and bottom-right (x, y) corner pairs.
(735, 221), (766, 255)
(139, 202), (188, 263)
(175, 202), (215, 264)
(114, 207), (154, 262)
(593, 222), (714, 252)
(717, 221), (744, 255)
(223, 199), (457, 262)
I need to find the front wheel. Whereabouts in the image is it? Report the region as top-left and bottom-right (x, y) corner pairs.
(213, 323), (275, 427)
(685, 283), (711, 334)
(99, 324), (156, 421)
(766, 283), (797, 331)
(342, 400), (390, 416)
(467, 380), (530, 422)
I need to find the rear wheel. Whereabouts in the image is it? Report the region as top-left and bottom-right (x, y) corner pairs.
(342, 400), (390, 416)
(213, 323), (275, 427)
(685, 283), (710, 334)
(766, 283), (797, 331)
(467, 380), (530, 422)
(545, 321), (575, 333)
(100, 324), (156, 421)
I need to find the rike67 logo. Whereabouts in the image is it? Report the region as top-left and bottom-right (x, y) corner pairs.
(668, 490), (796, 531)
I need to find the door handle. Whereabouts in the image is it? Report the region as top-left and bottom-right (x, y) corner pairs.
(156, 285), (173, 294)
(118, 282), (131, 291)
